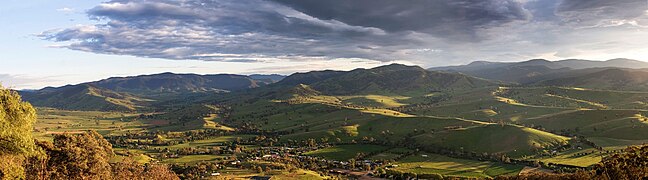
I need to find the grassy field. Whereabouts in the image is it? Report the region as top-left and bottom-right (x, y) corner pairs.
(303, 144), (390, 161)
(414, 124), (570, 157)
(520, 109), (648, 140)
(339, 95), (409, 108)
(32, 108), (150, 140)
(232, 87), (578, 158)
(498, 86), (648, 110)
(368, 148), (413, 161)
(533, 148), (603, 167)
(205, 166), (331, 180)
(588, 137), (648, 148)
(162, 155), (226, 164)
(155, 135), (254, 151)
(392, 153), (524, 178)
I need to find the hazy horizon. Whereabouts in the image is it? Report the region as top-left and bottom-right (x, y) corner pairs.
(6, 57), (644, 90)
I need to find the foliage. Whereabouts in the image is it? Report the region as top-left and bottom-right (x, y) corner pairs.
(0, 85), (37, 179)
(498, 145), (648, 180)
(112, 158), (179, 180)
(0, 85), (37, 154)
(0, 86), (180, 179)
(27, 131), (180, 179)
(593, 145), (648, 179)
(303, 144), (389, 161)
(33, 131), (115, 179)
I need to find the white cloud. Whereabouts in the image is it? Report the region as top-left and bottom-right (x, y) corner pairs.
(0, 74), (62, 90)
(56, 7), (75, 13)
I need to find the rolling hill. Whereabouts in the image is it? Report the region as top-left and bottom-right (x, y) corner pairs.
(89, 72), (272, 94)
(275, 70), (346, 86)
(20, 73), (285, 111)
(296, 64), (496, 95)
(414, 124), (570, 157)
(431, 58), (648, 83)
(220, 64), (573, 157)
(21, 61), (648, 173)
(249, 74), (286, 83)
(519, 109), (648, 141)
(20, 84), (149, 111)
(535, 68), (648, 91)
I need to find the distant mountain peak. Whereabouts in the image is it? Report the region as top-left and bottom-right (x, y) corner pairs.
(371, 63), (425, 72)
(429, 58), (648, 83)
(311, 63), (495, 95)
(520, 59), (552, 64)
(527, 59), (550, 62)
(467, 61), (496, 66)
(606, 58), (641, 62)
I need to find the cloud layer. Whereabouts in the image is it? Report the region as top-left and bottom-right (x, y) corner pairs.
(41, 0), (648, 66)
(0, 74), (61, 90)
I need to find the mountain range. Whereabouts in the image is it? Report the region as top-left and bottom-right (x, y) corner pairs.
(430, 58), (648, 86)
(19, 58), (648, 111)
(20, 73), (285, 111)
(17, 58), (648, 168)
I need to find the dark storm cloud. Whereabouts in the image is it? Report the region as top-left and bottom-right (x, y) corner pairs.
(40, 0), (648, 66)
(40, 0), (536, 63)
(41, 0), (415, 62)
(271, 0), (531, 39)
(556, 0), (648, 27)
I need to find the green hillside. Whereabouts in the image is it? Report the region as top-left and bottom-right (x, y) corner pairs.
(520, 109), (648, 142)
(311, 64), (496, 95)
(229, 97), (554, 157)
(90, 72), (273, 93)
(21, 84), (150, 111)
(275, 70), (346, 86)
(153, 104), (231, 131)
(431, 58), (648, 84)
(21, 63), (648, 175)
(536, 68), (648, 91)
(413, 124), (569, 157)
(220, 65), (570, 157)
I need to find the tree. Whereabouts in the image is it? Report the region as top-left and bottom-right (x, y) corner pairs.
(40, 131), (114, 179)
(112, 158), (179, 180)
(0, 86), (37, 154)
(0, 86), (179, 179)
(0, 85), (38, 179)
(593, 145), (648, 179)
(498, 145), (648, 180)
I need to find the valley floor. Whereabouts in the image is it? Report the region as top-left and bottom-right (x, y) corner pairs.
(31, 85), (648, 179)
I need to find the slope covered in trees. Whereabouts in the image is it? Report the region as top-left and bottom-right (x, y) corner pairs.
(308, 64), (496, 95)
(20, 84), (149, 111)
(431, 58), (648, 85)
(90, 73), (269, 93)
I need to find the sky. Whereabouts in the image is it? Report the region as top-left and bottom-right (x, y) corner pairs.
(2, 0), (648, 89)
